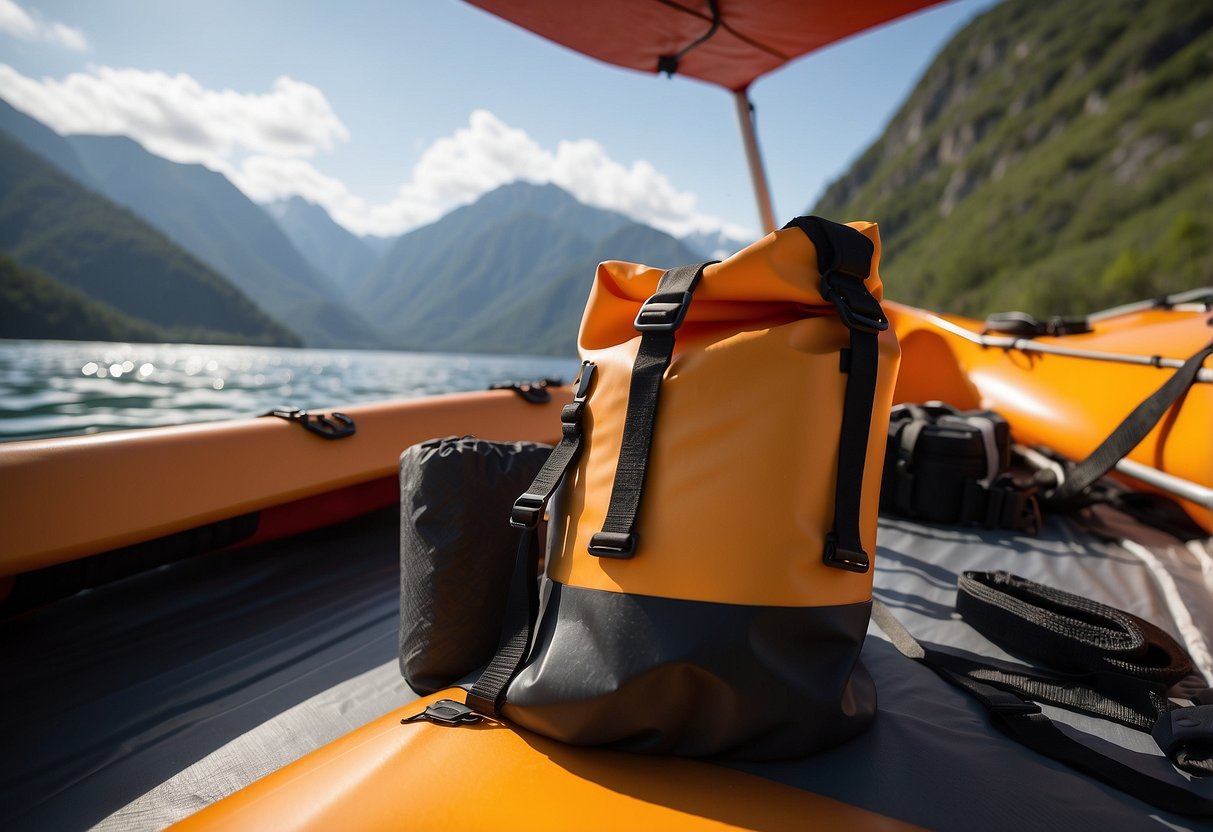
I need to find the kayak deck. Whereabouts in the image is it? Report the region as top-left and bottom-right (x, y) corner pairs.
(3, 500), (1210, 830)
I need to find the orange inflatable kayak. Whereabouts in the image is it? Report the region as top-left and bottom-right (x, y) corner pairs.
(1, 296), (1210, 832)
(889, 299), (1212, 530)
(170, 689), (923, 832)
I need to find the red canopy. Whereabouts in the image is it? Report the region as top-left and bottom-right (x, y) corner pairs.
(465, 0), (943, 92)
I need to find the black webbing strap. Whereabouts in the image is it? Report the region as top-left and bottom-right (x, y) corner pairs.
(1048, 338), (1213, 507)
(871, 577), (1213, 817)
(956, 571), (1195, 686)
(464, 520), (542, 717)
(465, 362), (597, 716)
(587, 263), (712, 559)
(784, 217), (886, 572)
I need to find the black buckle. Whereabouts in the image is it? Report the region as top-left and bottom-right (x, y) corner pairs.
(400, 699), (483, 727)
(588, 531), (636, 558)
(1153, 705), (1213, 771)
(573, 361), (596, 401)
(635, 291), (694, 332)
(820, 271), (888, 334)
(823, 533), (870, 573)
(490, 377), (562, 404)
(560, 363), (595, 437)
(267, 408), (356, 440)
(987, 697), (1043, 717)
(511, 493), (545, 529)
(560, 401), (586, 438)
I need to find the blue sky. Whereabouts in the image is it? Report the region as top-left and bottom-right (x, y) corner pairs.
(1, 0), (997, 239)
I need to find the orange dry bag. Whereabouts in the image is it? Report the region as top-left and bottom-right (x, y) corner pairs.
(467, 216), (900, 758)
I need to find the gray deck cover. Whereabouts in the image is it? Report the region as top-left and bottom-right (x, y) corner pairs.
(1, 505), (1211, 831)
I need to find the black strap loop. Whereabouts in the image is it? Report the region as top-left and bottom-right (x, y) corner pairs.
(1047, 338), (1213, 507)
(784, 217), (883, 572)
(872, 594), (1213, 817)
(467, 362), (597, 717)
(957, 571), (1195, 686)
(588, 262), (713, 559)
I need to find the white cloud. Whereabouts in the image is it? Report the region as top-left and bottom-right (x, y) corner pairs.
(0, 65), (347, 168)
(377, 110), (732, 238)
(0, 0), (87, 51)
(0, 63), (745, 239)
(222, 108), (742, 238)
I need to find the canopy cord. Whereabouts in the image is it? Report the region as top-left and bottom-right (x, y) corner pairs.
(657, 0), (721, 76)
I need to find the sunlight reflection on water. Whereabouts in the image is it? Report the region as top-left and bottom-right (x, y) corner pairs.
(0, 340), (577, 442)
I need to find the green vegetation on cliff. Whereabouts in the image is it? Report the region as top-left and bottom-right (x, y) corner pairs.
(0, 256), (172, 342)
(0, 132), (301, 347)
(814, 0), (1213, 317)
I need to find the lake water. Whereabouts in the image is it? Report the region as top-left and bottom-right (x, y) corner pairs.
(0, 340), (579, 442)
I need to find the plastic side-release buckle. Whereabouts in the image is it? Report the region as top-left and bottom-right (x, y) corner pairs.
(401, 699), (483, 727)
(573, 361), (597, 401)
(820, 271), (888, 335)
(510, 361), (597, 530)
(588, 531), (636, 559)
(561, 362), (596, 437)
(1153, 705), (1213, 775)
(634, 290), (694, 332)
(823, 533), (870, 573)
(511, 493), (546, 529)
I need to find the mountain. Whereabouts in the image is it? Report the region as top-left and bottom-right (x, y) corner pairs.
(681, 229), (754, 261)
(448, 222), (705, 356)
(356, 182), (632, 320)
(0, 256), (175, 343)
(357, 182), (700, 355)
(0, 97), (748, 355)
(812, 0), (1213, 318)
(361, 234), (399, 257)
(264, 196), (379, 294)
(0, 99), (92, 185)
(381, 210), (595, 349)
(63, 134), (382, 348)
(0, 132), (300, 346)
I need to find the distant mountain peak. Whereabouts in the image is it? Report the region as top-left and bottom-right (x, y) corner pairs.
(353, 180), (706, 355)
(473, 179), (602, 216)
(0, 97), (92, 184)
(262, 194), (380, 297)
(263, 194), (332, 225)
(264, 194), (311, 214)
(680, 228), (755, 260)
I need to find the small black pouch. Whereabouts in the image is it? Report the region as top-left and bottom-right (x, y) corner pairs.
(881, 402), (1037, 531)
(398, 436), (551, 694)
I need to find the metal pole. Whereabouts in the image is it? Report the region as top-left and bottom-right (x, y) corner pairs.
(1115, 458), (1213, 509)
(733, 90), (776, 234)
(919, 311), (1213, 383)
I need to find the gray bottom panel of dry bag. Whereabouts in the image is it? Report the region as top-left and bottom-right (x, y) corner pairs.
(504, 580), (875, 759)
(398, 436), (552, 694)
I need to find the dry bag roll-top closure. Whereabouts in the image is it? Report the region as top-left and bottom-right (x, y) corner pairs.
(469, 217), (900, 759)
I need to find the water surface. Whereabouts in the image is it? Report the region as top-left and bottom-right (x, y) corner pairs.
(0, 340), (577, 442)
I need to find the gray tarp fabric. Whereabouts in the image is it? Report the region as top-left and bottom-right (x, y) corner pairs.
(740, 514), (1213, 832)
(0, 509), (408, 832)
(1, 505), (1211, 831)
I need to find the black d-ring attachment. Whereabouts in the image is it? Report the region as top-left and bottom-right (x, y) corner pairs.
(266, 408), (356, 439)
(400, 699), (484, 727)
(490, 377), (564, 404)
